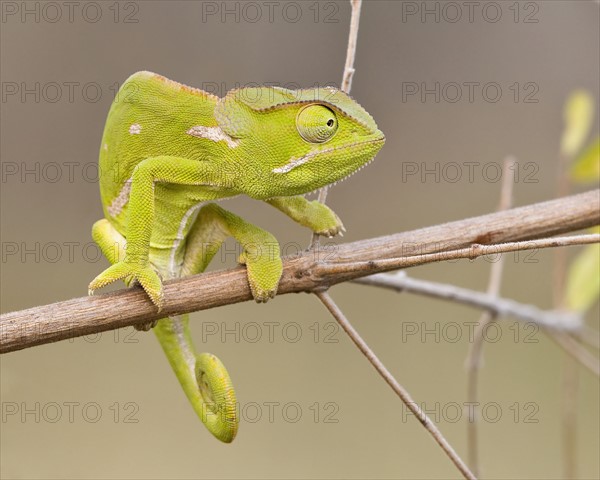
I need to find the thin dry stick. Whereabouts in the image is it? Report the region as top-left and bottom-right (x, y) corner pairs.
(315, 290), (477, 480)
(465, 156), (516, 476)
(354, 272), (578, 330)
(339, 0), (363, 93)
(578, 325), (600, 350)
(310, 0), (362, 249)
(562, 354), (579, 480)
(355, 272), (600, 376)
(551, 332), (600, 377)
(324, 234), (600, 286)
(556, 140), (576, 480)
(2, 190), (598, 353)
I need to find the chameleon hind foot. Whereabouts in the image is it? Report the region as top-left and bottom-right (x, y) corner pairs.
(238, 248), (282, 303)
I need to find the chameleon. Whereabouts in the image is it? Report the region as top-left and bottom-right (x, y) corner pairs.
(88, 71), (385, 443)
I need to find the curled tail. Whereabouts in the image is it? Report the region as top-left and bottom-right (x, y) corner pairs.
(153, 314), (238, 443)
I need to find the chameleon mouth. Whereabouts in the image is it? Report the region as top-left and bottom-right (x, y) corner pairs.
(272, 136), (385, 175)
(303, 136), (385, 195)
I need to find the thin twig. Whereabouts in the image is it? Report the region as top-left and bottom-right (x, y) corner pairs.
(314, 291), (477, 480)
(353, 272), (579, 330)
(557, 142), (575, 480)
(324, 234), (600, 284)
(562, 355), (579, 479)
(340, 0), (362, 93)
(551, 332), (600, 377)
(577, 325), (600, 350)
(1, 190), (598, 353)
(310, 0), (362, 249)
(465, 156), (516, 476)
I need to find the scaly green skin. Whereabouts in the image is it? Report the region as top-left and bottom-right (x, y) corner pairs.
(88, 71), (384, 443)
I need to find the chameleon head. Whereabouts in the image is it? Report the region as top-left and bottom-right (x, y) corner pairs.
(214, 86), (385, 199)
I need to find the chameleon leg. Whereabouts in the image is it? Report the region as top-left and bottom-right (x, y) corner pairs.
(182, 203), (283, 300)
(92, 219), (157, 331)
(266, 196), (345, 237)
(91, 217), (238, 442)
(89, 156), (225, 309)
(92, 219), (126, 264)
(153, 203), (283, 444)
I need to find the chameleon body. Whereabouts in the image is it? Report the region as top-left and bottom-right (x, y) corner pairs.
(89, 71), (384, 442)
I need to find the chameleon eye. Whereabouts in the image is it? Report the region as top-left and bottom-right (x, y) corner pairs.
(296, 104), (338, 143)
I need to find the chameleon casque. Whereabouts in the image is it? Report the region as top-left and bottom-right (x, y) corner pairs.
(89, 71), (385, 443)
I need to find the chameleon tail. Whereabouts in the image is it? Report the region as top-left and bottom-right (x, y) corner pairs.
(153, 314), (238, 443)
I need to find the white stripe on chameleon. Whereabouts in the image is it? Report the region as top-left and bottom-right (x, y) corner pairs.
(273, 143), (354, 174)
(186, 126), (239, 148)
(273, 140), (376, 174)
(169, 201), (206, 278)
(129, 124), (142, 135)
(171, 315), (196, 373)
(106, 178), (132, 217)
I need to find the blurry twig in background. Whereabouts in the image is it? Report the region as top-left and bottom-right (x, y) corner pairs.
(465, 156), (515, 476)
(353, 271), (580, 331)
(315, 290), (477, 480)
(578, 325), (600, 350)
(551, 332), (600, 377)
(310, 0), (362, 249)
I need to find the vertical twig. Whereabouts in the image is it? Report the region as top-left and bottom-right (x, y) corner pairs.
(465, 156), (516, 476)
(315, 290), (477, 480)
(556, 147), (577, 480)
(310, 0), (363, 250)
(562, 355), (579, 477)
(339, 0), (363, 94)
(551, 333), (600, 377)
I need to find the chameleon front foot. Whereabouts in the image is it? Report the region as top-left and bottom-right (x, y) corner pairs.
(88, 259), (165, 309)
(316, 221), (346, 238)
(308, 202), (346, 238)
(266, 197), (346, 238)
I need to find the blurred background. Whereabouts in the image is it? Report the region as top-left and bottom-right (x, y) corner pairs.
(1, 1), (599, 478)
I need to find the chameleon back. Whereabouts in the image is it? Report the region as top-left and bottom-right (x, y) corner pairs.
(98, 71), (221, 229)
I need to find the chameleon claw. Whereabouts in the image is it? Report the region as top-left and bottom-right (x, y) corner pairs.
(138, 280), (164, 311)
(89, 259), (164, 310)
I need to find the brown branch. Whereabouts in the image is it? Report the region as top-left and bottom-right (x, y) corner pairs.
(1, 189), (598, 354)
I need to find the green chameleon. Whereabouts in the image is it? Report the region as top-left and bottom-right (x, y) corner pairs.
(88, 71), (385, 443)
